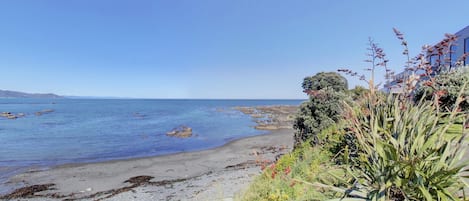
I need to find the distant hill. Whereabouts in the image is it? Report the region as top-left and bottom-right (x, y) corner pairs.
(0, 90), (63, 98)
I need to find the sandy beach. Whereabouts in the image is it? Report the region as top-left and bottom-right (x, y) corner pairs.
(1, 106), (297, 201)
(2, 129), (293, 201)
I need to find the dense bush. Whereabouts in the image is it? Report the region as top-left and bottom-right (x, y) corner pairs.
(238, 139), (345, 201)
(293, 87), (345, 147)
(414, 66), (469, 112)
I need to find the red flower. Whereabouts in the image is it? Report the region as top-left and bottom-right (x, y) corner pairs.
(284, 166), (291, 175)
(271, 171), (277, 179)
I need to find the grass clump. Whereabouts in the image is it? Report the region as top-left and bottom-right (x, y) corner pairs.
(240, 141), (346, 201)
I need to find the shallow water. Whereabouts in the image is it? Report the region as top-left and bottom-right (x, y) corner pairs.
(0, 98), (302, 188)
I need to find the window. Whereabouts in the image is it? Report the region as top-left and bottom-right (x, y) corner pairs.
(465, 38), (469, 65)
(430, 54), (440, 67)
(450, 45), (457, 67)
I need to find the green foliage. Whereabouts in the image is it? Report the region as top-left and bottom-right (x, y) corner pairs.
(294, 72), (350, 147)
(349, 85), (369, 101)
(238, 143), (346, 201)
(302, 72), (348, 93)
(414, 66), (469, 112)
(293, 88), (345, 147)
(242, 31), (469, 201)
(338, 92), (469, 200)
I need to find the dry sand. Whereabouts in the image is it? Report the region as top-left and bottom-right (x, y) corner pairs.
(2, 129), (294, 201)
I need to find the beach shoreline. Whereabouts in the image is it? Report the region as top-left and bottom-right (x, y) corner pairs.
(2, 128), (294, 200)
(1, 105), (299, 200)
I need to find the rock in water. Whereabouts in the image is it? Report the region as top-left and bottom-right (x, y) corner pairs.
(1, 112), (18, 119)
(35, 109), (54, 116)
(166, 126), (193, 138)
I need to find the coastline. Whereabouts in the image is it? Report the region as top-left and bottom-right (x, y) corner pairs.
(1, 105), (299, 200)
(2, 128), (294, 200)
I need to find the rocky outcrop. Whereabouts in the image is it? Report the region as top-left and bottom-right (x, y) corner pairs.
(1, 110), (54, 120)
(234, 107), (256, 115)
(35, 109), (54, 116)
(234, 105), (298, 130)
(1, 112), (18, 119)
(166, 126), (193, 138)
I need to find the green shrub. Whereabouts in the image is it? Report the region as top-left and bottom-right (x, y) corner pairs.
(238, 143), (346, 201)
(293, 88), (345, 147)
(414, 66), (469, 112)
(348, 85), (369, 101)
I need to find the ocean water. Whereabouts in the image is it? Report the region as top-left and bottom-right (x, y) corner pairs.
(0, 98), (302, 188)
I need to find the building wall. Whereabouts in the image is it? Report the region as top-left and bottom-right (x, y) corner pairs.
(452, 26), (469, 65)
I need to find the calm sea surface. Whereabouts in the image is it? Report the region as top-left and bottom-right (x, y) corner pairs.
(0, 98), (302, 188)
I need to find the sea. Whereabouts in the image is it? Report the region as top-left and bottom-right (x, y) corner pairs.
(0, 98), (302, 192)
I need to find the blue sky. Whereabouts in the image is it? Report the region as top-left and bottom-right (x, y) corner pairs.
(0, 0), (468, 99)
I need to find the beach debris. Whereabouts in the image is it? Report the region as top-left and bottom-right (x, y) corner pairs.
(35, 109), (54, 116)
(0, 183), (55, 199)
(225, 160), (258, 170)
(79, 187), (93, 193)
(125, 175), (154, 185)
(166, 126), (193, 138)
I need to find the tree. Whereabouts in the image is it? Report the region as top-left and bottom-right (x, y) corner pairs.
(294, 72), (348, 147)
(302, 72), (348, 93)
(293, 89), (344, 147)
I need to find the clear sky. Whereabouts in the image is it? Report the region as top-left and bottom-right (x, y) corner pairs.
(0, 0), (468, 99)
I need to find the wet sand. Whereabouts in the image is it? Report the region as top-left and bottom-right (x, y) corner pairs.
(2, 129), (294, 201)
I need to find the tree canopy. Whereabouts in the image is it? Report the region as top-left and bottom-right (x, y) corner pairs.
(301, 72), (348, 93)
(294, 72), (348, 147)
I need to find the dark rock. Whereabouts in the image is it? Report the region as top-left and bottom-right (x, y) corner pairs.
(166, 126), (193, 138)
(35, 109), (54, 116)
(133, 112), (146, 119)
(7, 115), (17, 119)
(1, 112), (18, 119)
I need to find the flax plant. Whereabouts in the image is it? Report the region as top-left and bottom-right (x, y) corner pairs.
(340, 90), (469, 200)
(334, 29), (469, 200)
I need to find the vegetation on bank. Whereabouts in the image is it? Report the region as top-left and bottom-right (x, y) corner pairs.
(239, 29), (469, 200)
